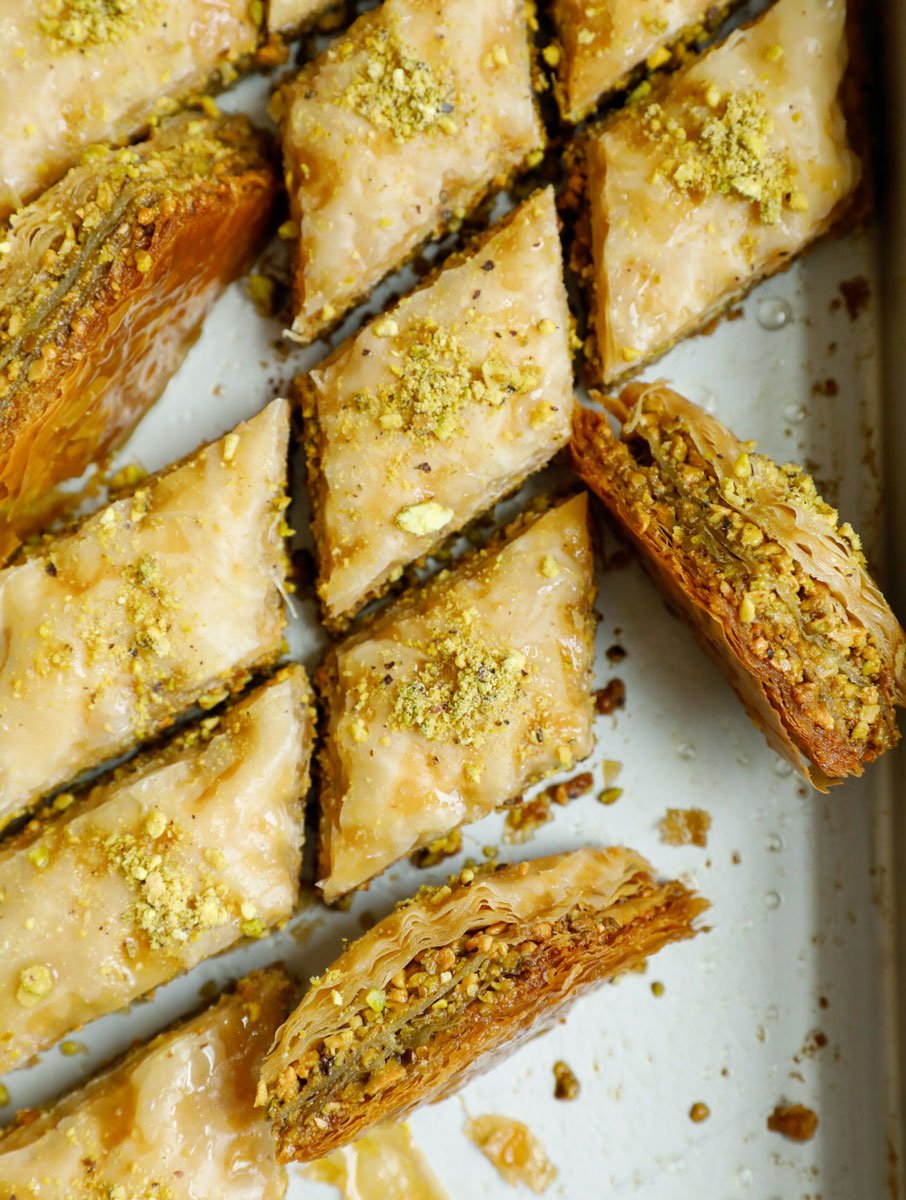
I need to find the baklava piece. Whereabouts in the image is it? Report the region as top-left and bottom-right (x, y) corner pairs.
(574, 0), (863, 385)
(0, 399), (290, 832)
(0, 666), (312, 1073)
(259, 848), (707, 1161)
(0, 112), (277, 562)
(549, 0), (742, 123)
(275, 0), (545, 343)
(0, 970), (292, 1200)
(300, 187), (574, 624)
(316, 494), (596, 902)
(0, 0), (332, 213)
(571, 384), (906, 786)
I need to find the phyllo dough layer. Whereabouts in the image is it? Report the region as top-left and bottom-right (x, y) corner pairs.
(550, 0), (742, 123)
(0, 112), (277, 562)
(260, 848), (707, 1161)
(0, 666), (313, 1073)
(300, 187), (574, 624)
(0, 969), (292, 1200)
(316, 494), (596, 902)
(0, 399), (290, 832)
(576, 0), (862, 385)
(571, 385), (906, 786)
(276, 0), (545, 342)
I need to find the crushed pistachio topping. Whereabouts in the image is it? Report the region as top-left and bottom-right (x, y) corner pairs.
(102, 817), (233, 951)
(38, 0), (154, 50)
(395, 501), (453, 537)
(353, 318), (542, 441)
(642, 85), (802, 224)
(610, 400), (896, 755)
(17, 964), (54, 1007)
(390, 632), (527, 746)
(341, 30), (456, 143)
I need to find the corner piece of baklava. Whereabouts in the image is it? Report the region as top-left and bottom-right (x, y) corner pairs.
(0, 111), (277, 561)
(0, 665), (313, 1074)
(549, 0), (743, 123)
(300, 187), (574, 624)
(570, 384), (906, 787)
(316, 493), (597, 902)
(275, 0), (545, 343)
(573, 0), (863, 386)
(0, 969), (293, 1200)
(259, 848), (708, 1162)
(0, 399), (290, 833)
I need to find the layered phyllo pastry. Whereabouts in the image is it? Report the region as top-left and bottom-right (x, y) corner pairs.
(0, 0), (331, 214)
(570, 385), (906, 786)
(0, 400), (290, 833)
(275, 0), (545, 343)
(0, 667), (312, 1074)
(574, 0), (862, 385)
(316, 494), (596, 902)
(549, 0), (741, 123)
(0, 970), (292, 1200)
(0, 112), (277, 562)
(300, 187), (574, 625)
(259, 848), (707, 1161)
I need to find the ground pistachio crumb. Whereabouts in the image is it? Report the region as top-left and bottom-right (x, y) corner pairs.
(689, 1101), (711, 1123)
(391, 630), (527, 746)
(396, 500), (453, 536)
(410, 828), (463, 868)
(643, 84), (801, 224)
(17, 964), (54, 1007)
(39, 0), (154, 49)
(341, 29), (455, 143)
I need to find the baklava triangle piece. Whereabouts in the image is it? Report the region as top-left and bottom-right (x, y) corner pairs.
(276, 0), (545, 343)
(0, 970), (293, 1200)
(575, 0), (863, 385)
(0, 665), (313, 1074)
(0, 399), (290, 833)
(570, 385), (906, 786)
(316, 493), (596, 902)
(550, 0), (742, 123)
(0, 112), (277, 561)
(259, 849), (707, 1161)
(300, 187), (574, 624)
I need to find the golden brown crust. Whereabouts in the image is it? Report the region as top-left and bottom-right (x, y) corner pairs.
(570, 391), (905, 785)
(0, 114), (277, 564)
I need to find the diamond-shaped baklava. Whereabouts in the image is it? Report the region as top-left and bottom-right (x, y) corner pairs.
(316, 493), (596, 902)
(275, 0), (545, 343)
(300, 187), (574, 624)
(0, 666), (312, 1073)
(575, 0), (863, 385)
(571, 385), (906, 787)
(260, 849), (707, 1161)
(0, 400), (289, 833)
(0, 970), (292, 1199)
(0, 112), (277, 562)
(550, 0), (742, 123)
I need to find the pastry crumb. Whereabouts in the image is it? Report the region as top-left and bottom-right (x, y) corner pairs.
(659, 807), (711, 848)
(767, 1102), (819, 1142)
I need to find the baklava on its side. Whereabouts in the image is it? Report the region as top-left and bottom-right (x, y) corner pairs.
(549, 0), (742, 123)
(259, 849), (707, 1161)
(316, 494), (596, 902)
(0, 112), (277, 562)
(0, 970), (292, 1200)
(571, 385), (906, 786)
(0, 399), (290, 832)
(300, 187), (574, 625)
(275, 0), (545, 343)
(0, 666), (313, 1074)
(574, 0), (862, 385)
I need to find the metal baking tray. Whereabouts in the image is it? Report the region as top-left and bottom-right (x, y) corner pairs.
(2, 2), (902, 1196)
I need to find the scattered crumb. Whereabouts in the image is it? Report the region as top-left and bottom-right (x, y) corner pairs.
(767, 1103), (819, 1142)
(410, 829), (463, 868)
(0, 1083), (8, 1106)
(552, 1060), (581, 1101)
(594, 679), (626, 715)
(731, 851), (742, 865)
(659, 808), (712, 848)
(689, 1102), (710, 1123)
(465, 1115), (557, 1193)
(650, 981), (665, 998)
(811, 377), (839, 397)
(837, 275), (870, 321)
(795, 1029), (828, 1062)
(605, 644), (627, 663)
(503, 773), (593, 843)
